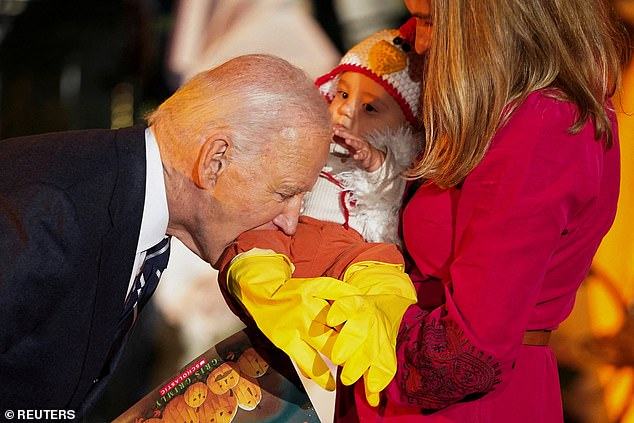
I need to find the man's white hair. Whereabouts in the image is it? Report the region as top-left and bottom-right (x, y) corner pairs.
(148, 54), (331, 166)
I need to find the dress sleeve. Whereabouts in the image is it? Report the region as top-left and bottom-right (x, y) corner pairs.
(387, 93), (608, 408)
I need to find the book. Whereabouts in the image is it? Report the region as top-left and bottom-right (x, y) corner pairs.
(114, 329), (321, 423)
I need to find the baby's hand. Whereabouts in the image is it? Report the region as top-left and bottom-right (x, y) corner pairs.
(333, 127), (385, 172)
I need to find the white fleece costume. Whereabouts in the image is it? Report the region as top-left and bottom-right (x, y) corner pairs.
(302, 126), (421, 247)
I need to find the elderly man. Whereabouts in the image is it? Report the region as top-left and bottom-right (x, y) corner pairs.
(0, 54), (333, 416)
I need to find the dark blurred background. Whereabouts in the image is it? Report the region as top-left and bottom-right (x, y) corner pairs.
(0, 0), (410, 139)
(0, 0), (172, 138)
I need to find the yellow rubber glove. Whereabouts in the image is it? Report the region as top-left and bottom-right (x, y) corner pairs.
(225, 249), (362, 391)
(326, 261), (417, 406)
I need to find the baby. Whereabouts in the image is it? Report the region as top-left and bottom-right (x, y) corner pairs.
(217, 18), (423, 407)
(306, 17), (422, 246)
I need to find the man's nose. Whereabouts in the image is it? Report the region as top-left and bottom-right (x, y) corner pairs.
(271, 195), (302, 235)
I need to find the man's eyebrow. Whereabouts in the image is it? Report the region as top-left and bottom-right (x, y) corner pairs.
(280, 186), (307, 196)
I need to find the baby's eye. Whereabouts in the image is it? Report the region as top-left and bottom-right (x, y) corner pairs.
(364, 103), (377, 113)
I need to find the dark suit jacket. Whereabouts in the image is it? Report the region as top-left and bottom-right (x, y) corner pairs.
(0, 125), (148, 416)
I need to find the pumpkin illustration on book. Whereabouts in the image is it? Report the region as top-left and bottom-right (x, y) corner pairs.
(237, 347), (269, 378)
(233, 375), (262, 411)
(184, 381), (209, 408)
(206, 362), (240, 395)
(198, 391), (238, 423)
(161, 394), (199, 423)
(114, 330), (321, 423)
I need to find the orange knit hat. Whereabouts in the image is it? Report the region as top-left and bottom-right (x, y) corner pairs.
(315, 18), (424, 128)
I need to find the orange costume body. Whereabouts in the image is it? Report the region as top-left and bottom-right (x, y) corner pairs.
(218, 215), (403, 283)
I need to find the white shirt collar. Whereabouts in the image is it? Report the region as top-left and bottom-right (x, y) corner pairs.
(136, 127), (169, 253)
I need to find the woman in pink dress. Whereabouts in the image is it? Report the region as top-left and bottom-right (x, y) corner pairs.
(341, 0), (628, 421)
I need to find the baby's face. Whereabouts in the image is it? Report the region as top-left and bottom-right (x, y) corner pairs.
(329, 72), (407, 138)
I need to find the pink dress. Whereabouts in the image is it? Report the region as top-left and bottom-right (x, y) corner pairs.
(342, 90), (620, 422)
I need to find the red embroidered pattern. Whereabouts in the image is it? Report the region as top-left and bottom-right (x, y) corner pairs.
(319, 171), (355, 230)
(397, 315), (502, 409)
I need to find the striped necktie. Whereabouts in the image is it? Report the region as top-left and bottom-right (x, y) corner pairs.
(123, 236), (171, 326)
(100, 236), (171, 380)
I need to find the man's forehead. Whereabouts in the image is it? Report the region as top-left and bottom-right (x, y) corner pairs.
(283, 158), (322, 184)
(273, 126), (328, 175)
(276, 153), (324, 190)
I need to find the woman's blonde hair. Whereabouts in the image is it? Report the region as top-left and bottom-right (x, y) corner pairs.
(408, 0), (628, 187)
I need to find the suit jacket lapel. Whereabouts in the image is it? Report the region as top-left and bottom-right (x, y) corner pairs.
(73, 125), (147, 411)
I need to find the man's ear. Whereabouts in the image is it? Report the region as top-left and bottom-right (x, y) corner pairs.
(195, 137), (230, 189)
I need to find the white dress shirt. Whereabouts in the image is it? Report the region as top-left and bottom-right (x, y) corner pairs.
(125, 127), (169, 301)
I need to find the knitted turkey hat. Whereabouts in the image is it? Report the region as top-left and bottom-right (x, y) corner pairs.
(315, 18), (424, 128)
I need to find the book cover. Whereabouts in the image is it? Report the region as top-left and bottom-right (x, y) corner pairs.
(114, 329), (320, 423)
